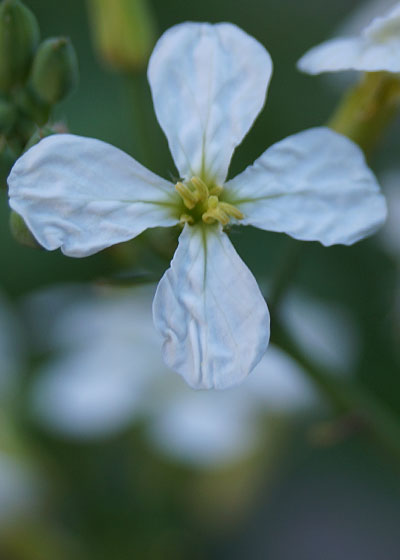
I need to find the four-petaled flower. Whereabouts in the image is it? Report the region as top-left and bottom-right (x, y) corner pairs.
(8, 22), (387, 389)
(298, 2), (400, 74)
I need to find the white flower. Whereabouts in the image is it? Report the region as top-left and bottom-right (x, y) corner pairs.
(8, 22), (386, 389)
(298, 2), (400, 74)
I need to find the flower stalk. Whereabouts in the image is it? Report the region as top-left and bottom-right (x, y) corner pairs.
(328, 71), (400, 155)
(272, 319), (400, 463)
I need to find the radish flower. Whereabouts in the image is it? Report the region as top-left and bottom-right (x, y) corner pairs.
(8, 22), (386, 389)
(298, 2), (400, 74)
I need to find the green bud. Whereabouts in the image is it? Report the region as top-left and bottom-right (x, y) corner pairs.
(0, 138), (16, 188)
(9, 210), (41, 248)
(0, 97), (16, 133)
(0, 0), (40, 91)
(31, 37), (79, 104)
(87, 0), (156, 72)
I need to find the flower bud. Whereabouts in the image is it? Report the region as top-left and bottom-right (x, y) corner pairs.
(9, 210), (41, 248)
(87, 0), (156, 72)
(0, 139), (16, 188)
(0, 0), (40, 91)
(0, 97), (16, 133)
(31, 37), (79, 105)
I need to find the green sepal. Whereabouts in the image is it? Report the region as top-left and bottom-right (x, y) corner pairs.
(31, 37), (79, 104)
(0, 0), (40, 92)
(9, 210), (41, 248)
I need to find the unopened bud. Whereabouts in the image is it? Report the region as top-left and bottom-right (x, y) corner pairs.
(0, 0), (40, 91)
(87, 0), (156, 72)
(9, 210), (41, 249)
(0, 98), (16, 133)
(0, 138), (16, 188)
(31, 37), (79, 104)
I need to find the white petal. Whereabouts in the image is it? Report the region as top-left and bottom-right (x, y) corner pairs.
(152, 224), (270, 390)
(297, 37), (366, 74)
(148, 22), (272, 184)
(364, 3), (400, 42)
(298, 4), (400, 73)
(226, 127), (387, 246)
(8, 134), (180, 257)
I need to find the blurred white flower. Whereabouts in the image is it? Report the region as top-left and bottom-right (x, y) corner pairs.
(9, 22), (385, 390)
(27, 284), (357, 468)
(298, 2), (400, 74)
(27, 284), (164, 439)
(280, 292), (360, 373)
(338, 0), (399, 38)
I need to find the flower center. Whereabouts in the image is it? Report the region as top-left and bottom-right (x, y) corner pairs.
(175, 176), (243, 226)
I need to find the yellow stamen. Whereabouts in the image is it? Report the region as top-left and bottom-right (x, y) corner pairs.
(180, 213), (194, 225)
(209, 184), (223, 196)
(175, 181), (197, 209)
(219, 202), (244, 220)
(202, 197), (230, 225)
(175, 176), (243, 227)
(190, 176), (209, 201)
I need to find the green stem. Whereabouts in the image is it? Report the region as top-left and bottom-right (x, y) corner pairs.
(272, 320), (400, 463)
(266, 71), (400, 462)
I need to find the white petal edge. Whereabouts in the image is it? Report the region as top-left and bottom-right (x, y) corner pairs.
(297, 37), (367, 74)
(148, 22), (272, 184)
(8, 134), (180, 257)
(298, 4), (400, 74)
(152, 224), (270, 390)
(225, 127), (387, 246)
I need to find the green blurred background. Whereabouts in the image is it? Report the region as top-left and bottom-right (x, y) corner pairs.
(1, 0), (400, 559)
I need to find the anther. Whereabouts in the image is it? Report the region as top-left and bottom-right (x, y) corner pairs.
(209, 184), (223, 196)
(202, 204), (230, 226)
(207, 195), (219, 209)
(175, 181), (197, 209)
(180, 213), (194, 225)
(190, 176), (209, 201)
(219, 202), (244, 220)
